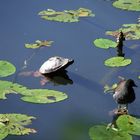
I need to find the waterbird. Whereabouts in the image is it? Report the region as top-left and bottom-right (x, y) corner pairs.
(113, 78), (137, 109)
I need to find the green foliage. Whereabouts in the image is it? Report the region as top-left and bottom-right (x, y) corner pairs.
(93, 38), (117, 49)
(104, 57), (131, 67)
(0, 80), (26, 100)
(0, 80), (68, 104)
(0, 114), (36, 140)
(25, 40), (53, 49)
(106, 24), (140, 40)
(104, 83), (117, 93)
(21, 89), (68, 104)
(89, 115), (140, 140)
(89, 125), (132, 140)
(0, 60), (16, 77)
(113, 0), (140, 11)
(38, 8), (94, 22)
(117, 115), (140, 136)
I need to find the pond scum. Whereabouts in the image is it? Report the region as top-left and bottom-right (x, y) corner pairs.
(0, 0), (140, 139)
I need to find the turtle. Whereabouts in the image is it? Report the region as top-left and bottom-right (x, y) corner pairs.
(19, 56), (74, 86)
(39, 56), (74, 74)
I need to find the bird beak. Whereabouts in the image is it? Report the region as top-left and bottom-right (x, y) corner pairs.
(134, 84), (138, 87)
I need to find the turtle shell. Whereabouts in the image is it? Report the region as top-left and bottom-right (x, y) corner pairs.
(39, 56), (74, 74)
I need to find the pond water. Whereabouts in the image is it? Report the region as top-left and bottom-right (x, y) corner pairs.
(0, 0), (140, 140)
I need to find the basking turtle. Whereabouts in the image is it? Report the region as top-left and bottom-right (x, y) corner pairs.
(39, 56), (74, 74)
(19, 56), (74, 86)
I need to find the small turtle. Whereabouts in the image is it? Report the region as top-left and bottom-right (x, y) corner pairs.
(19, 56), (74, 86)
(39, 56), (74, 74)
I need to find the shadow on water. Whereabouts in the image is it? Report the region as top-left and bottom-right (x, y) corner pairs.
(69, 71), (102, 93)
(43, 70), (73, 86)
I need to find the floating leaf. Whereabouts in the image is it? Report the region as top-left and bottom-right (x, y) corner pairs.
(117, 115), (140, 136)
(0, 80), (16, 99)
(113, 0), (140, 11)
(93, 38), (117, 49)
(0, 80), (68, 104)
(104, 83), (117, 93)
(138, 76), (140, 79)
(38, 8), (94, 23)
(0, 113), (36, 139)
(21, 89), (68, 104)
(0, 123), (8, 140)
(0, 60), (16, 77)
(106, 24), (140, 40)
(104, 57), (131, 67)
(25, 40), (53, 49)
(89, 125), (132, 140)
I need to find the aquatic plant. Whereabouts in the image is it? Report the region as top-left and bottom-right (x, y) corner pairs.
(106, 24), (140, 40)
(0, 60), (16, 77)
(0, 80), (68, 104)
(93, 38), (117, 49)
(0, 113), (36, 140)
(89, 115), (140, 140)
(104, 83), (117, 93)
(113, 0), (140, 11)
(25, 40), (53, 49)
(104, 57), (131, 67)
(89, 125), (131, 140)
(38, 8), (94, 22)
(117, 115), (140, 135)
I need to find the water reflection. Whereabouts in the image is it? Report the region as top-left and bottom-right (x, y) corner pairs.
(41, 70), (73, 86)
(19, 69), (73, 86)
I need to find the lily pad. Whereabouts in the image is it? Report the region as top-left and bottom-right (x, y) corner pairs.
(0, 80), (26, 99)
(0, 123), (8, 140)
(106, 24), (140, 40)
(25, 40), (53, 49)
(113, 0), (140, 11)
(117, 115), (140, 136)
(104, 83), (117, 93)
(38, 8), (94, 23)
(0, 60), (16, 77)
(93, 38), (117, 49)
(0, 114), (36, 139)
(21, 89), (68, 104)
(104, 57), (131, 67)
(89, 125), (132, 140)
(0, 80), (68, 104)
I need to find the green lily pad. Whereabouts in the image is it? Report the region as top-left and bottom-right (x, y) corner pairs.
(0, 123), (8, 140)
(0, 60), (16, 77)
(138, 76), (140, 79)
(104, 57), (131, 67)
(0, 113), (36, 139)
(0, 80), (68, 104)
(21, 89), (68, 104)
(117, 115), (140, 136)
(89, 125), (132, 140)
(93, 38), (117, 49)
(38, 8), (94, 22)
(104, 83), (117, 93)
(25, 40), (53, 49)
(113, 0), (140, 11)
(106, 24), (140, 40)
(0, 80), (26, 99)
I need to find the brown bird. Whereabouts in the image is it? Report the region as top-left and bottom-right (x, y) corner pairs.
(113, 78), (137, 109)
